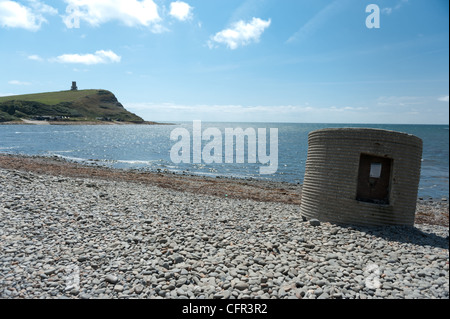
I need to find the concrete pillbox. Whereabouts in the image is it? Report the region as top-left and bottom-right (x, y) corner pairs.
(300, 128), (423, 226)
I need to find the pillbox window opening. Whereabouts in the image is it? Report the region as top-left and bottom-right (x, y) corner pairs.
(356, 154), (393, 205)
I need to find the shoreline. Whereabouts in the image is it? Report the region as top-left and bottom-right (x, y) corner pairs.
(0, 120), (173, 125)
(0, 153), (448, 227)
(0, 153), (302, 205)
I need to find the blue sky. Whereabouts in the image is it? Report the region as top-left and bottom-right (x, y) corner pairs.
(0, 0), (448, 124)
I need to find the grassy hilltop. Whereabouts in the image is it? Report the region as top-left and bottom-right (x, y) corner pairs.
(0, 90), (145, 123)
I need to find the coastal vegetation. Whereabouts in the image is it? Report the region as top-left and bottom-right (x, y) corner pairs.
(0, 90), (144, 123)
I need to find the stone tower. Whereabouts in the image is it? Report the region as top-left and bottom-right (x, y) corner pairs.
(71, 81), (78, 91)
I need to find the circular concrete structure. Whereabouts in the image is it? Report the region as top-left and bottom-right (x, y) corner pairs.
(300, 128), (423, 226)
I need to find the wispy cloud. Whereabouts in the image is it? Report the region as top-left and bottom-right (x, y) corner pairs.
(129, 102), (312, 113)
(438, 95), (449, 103)
(73, 68), (89, 72)
(126, 102), (374, 123)
(286, 0), (349, 44)
(329, 106), (368, 112)
(228, 0), (269, 24)
(8, 80), (31, 85)
(28, 54), (43, 61)
(382, 0), (409, 15)
(28, 0), (58, 15)
(376, 96), (424, 107)
(169, 1), (193, 21)
(51, 50), (121, 65)
(209, 17), (271, 50)
(127, 100), (446, 124)
(0, 0), (57, 31)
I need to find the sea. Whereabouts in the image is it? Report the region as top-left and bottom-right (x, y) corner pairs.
(0, 122), (448, 200)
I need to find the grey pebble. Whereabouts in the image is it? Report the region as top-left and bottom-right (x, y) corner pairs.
(0, 167), (448, 300)
(134, 285), (144, 295)
(114, 285), (124, 293)
(234, 282), (249, 291)
(105, 275), (119, 284)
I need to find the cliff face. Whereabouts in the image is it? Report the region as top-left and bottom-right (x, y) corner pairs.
(0, 90), (144, 123)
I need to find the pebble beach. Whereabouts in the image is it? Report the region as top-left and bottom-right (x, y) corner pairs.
(0, 155), (448, 299)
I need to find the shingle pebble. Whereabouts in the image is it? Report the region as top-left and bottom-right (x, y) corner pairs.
(0, 168), (448, 299)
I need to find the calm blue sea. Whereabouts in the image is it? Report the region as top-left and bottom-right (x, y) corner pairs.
(0, 123), (448, 199)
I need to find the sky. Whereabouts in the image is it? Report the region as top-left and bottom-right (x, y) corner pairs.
(0, 0), (448, 124)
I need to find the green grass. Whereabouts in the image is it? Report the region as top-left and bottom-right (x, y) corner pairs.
(0, 89), (144, 123)
(0, 90), (99, 105)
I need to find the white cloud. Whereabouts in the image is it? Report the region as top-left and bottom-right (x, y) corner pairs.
(8, 80), (31, 85)
(28, 54), (43, 61)
(0, 0), (57, 31)
(127, 100), (448, 124)
(73, 68), (89, 72)
(126, 102), (373, 123)
(382, 0), (409, 15)
(329, 106), (368, 112)
(382, 8), (393, 15)
(62, 0), (162, 31)
(28, 0), (58, 15)
(169, 1), (192, 21)
(127, 102), (314, 122)
(209, 17), (271, 50)
(51, 50), (121, 65)
(438, 95), (449, 102)
(376, 96), (424, 107)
